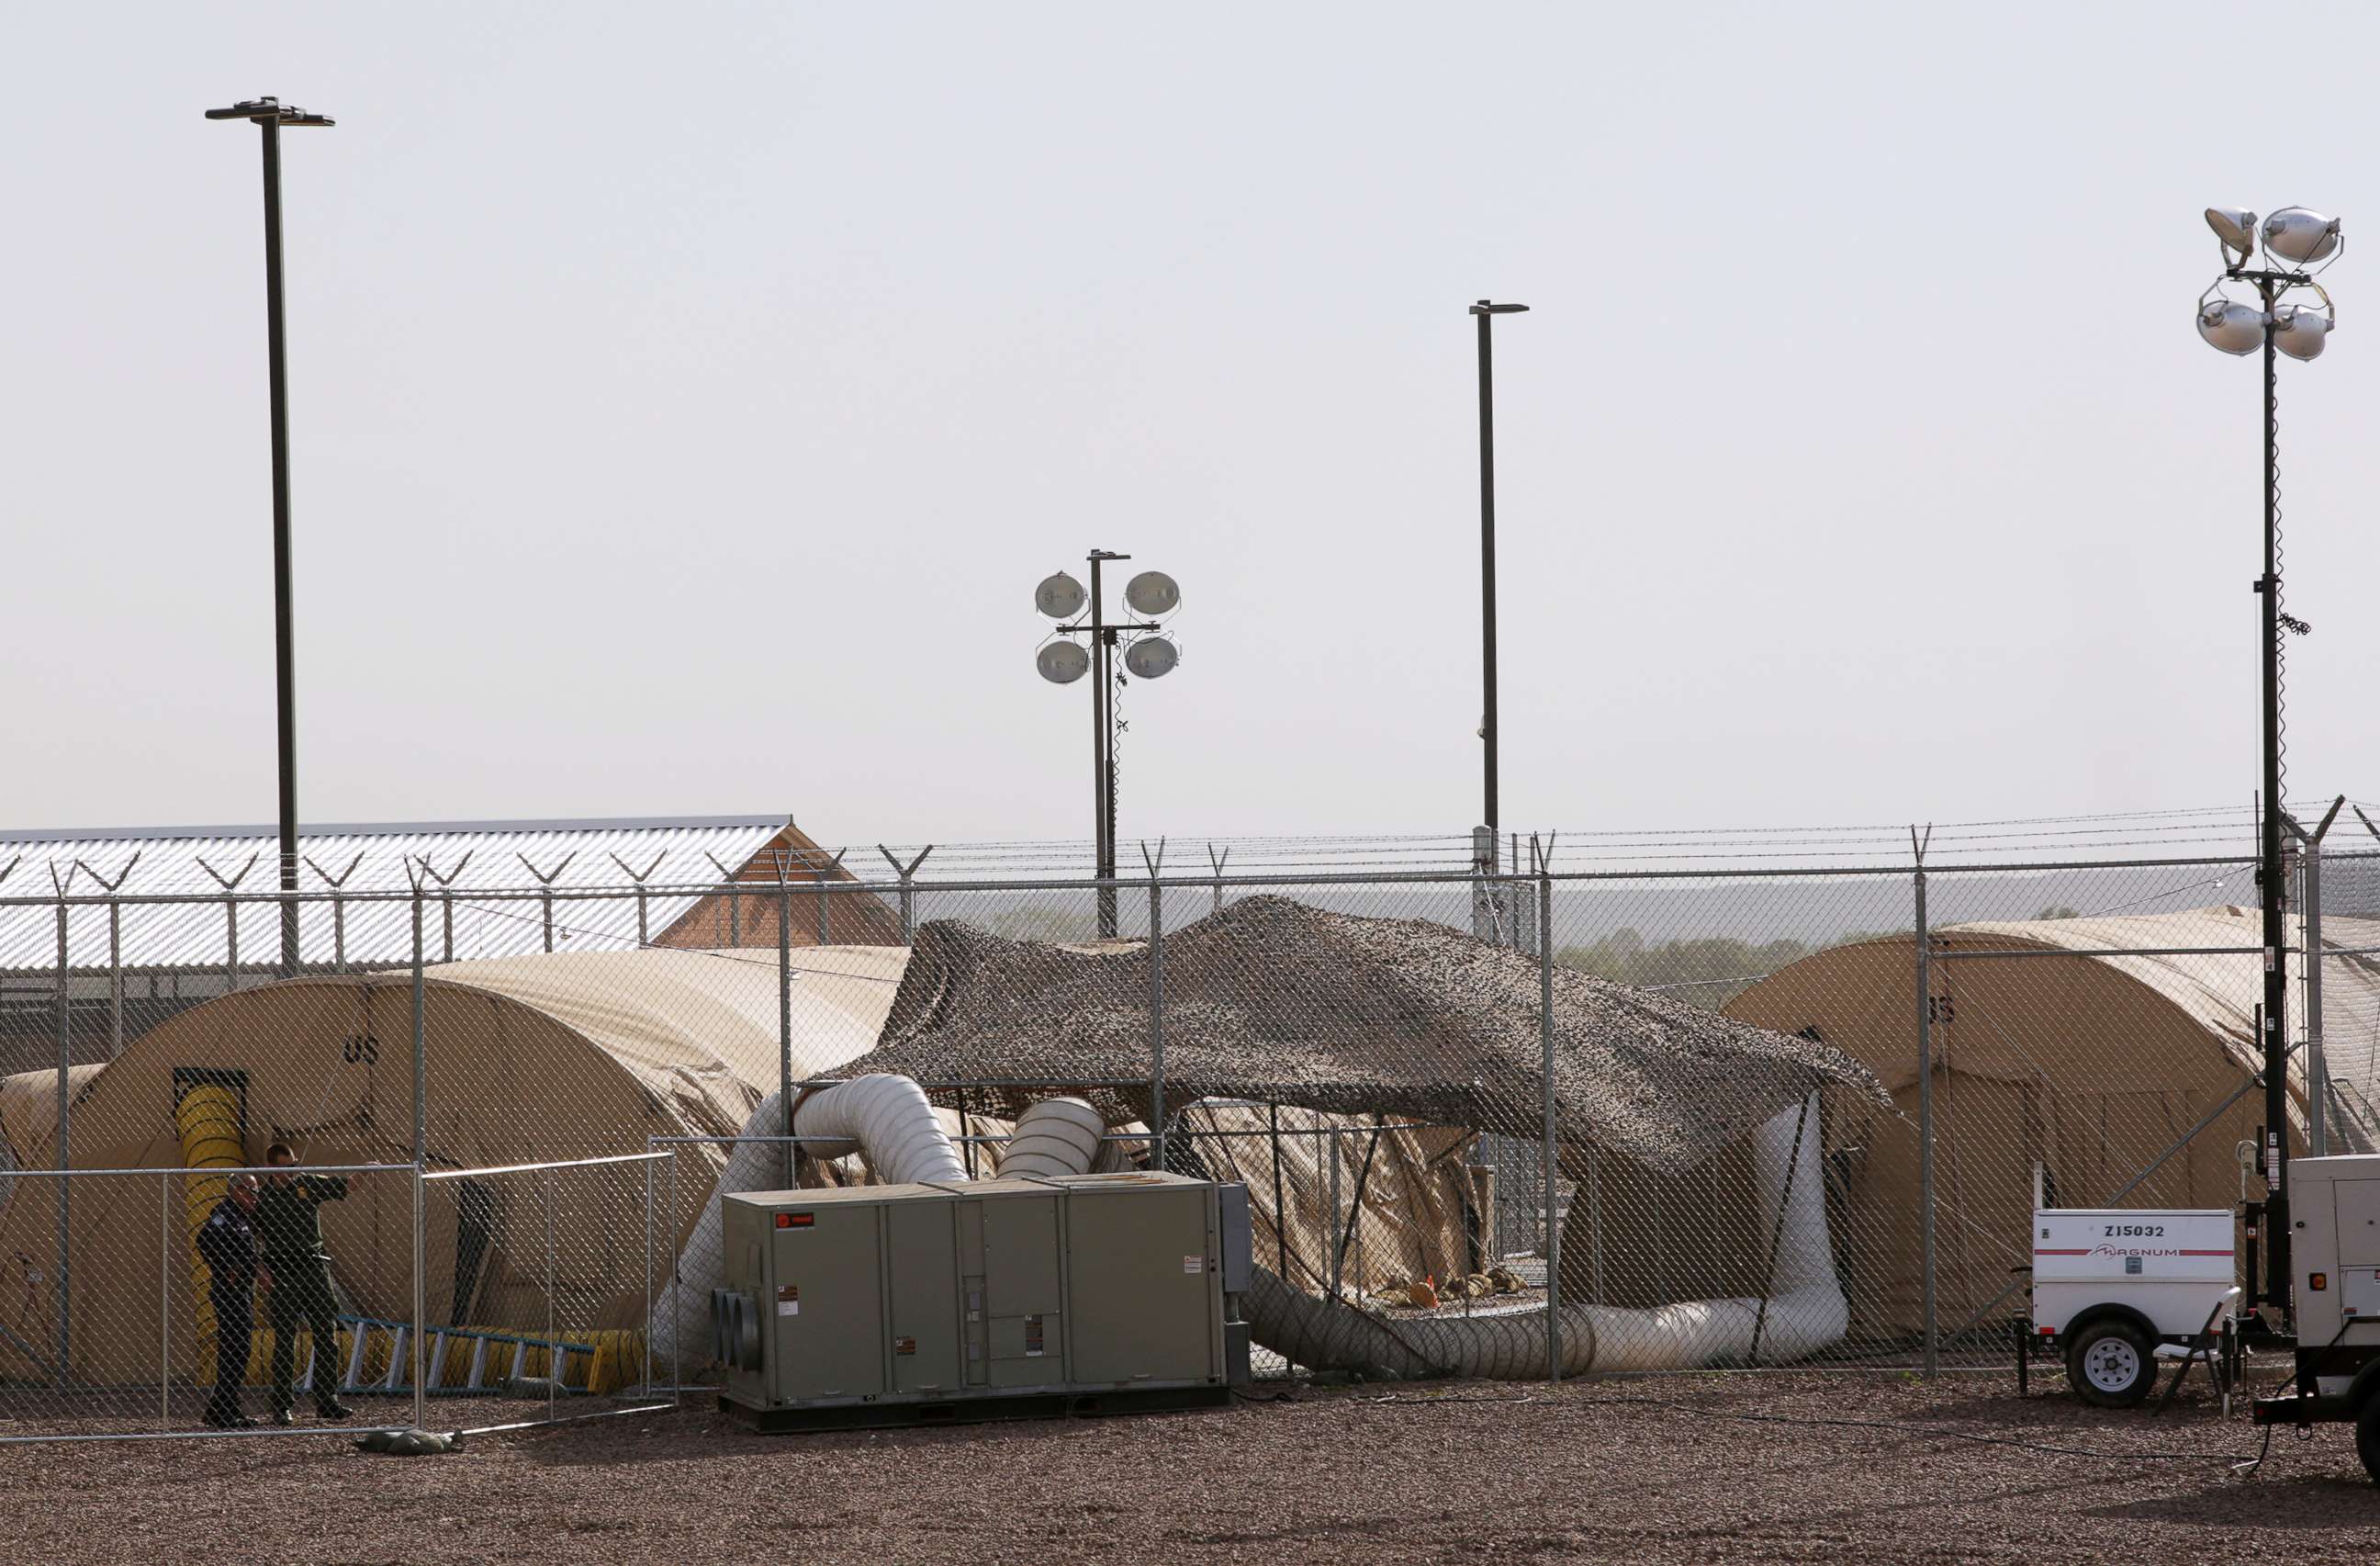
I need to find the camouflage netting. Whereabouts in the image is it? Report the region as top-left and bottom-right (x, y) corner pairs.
(824, 896), (1889, 1174)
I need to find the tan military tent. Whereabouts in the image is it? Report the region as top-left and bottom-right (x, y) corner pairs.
(0, 946), (905, 1384)
(1722, 906), (2380, 1338)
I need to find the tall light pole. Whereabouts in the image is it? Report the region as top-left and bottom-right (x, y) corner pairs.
(1470, 299), (1528, 841)
(1035, 556), (1182, 939)
(207, 96), (333, 976)
(2196, 203), (2342, 1319)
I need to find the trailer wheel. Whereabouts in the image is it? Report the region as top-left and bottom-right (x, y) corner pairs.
(2357, 1394), (2380, 1487)
(2065, 1320), (2155, 1408)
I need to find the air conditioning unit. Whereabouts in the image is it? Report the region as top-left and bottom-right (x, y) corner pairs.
(713, 1171), (1252, 1430)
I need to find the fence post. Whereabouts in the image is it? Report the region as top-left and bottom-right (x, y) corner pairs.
(411, 888), (429, 1428)
(161, 1169), (171, 1426)
(544, 1168), (557, 1424)
(878, 846), (932, 944)
(669, 1151), (682, 1403)
(1541, 871), (1562, 1382)
(53, 881), (70, 1384)
(2293, 798), (2345, 1156)
(199, 852), (258, 994)
(706, 851), (742, 946)
(411, 1166), (426, 1430)
(1471, 827), (1498, 944)
(611, 851), (665, 949)
(306, 852), (363, 975)
(1149, 875), (1166, 1172)
(517, 852), (576, 952)
(108, 903), (123, 1056)
(644, 1148), (657, 1396)
(1328, 1126), (1342, 1302)
(1912, 827), (1937, 1378)
(780, 873), (795, 1189)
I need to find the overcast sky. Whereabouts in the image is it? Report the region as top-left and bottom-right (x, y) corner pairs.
(7, 2), (2377, 847)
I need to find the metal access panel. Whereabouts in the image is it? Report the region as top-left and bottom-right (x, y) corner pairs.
(960, 1180), (1068, 1390)
(884, 1198), (962, 1396)
(1056, 1173), (1222, 1385)
(769, 1197), (885, 1401)
(2334, 1179), (2380, 1267)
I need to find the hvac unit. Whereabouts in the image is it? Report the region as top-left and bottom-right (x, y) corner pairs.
(713, 1171), (1252, 1430)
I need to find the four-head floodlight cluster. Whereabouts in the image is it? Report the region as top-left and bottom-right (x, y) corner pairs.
(2198, 205), (2342, 360)
(1033, 569), (1181, 684)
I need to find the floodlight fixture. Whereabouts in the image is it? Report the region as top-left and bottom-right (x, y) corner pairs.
(2263, 207), (2341, 266)
(1035, 570), (1087, 619)
(1122, 635), (1178, 679)
(2197, 298), (2268, 355)
(2273, 300), (2332, 361)
(1468, 300), (1530, 316)
(1036, 640), (1091, 684)
(2206, 206), (2260, 265)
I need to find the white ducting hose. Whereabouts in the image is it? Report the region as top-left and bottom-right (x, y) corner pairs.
(1577, 1096), (1847, 1370)
(1244, 1097), (1846, 1379)
(996, 1097), (1105, 1178)
(650, 1090), (795, 1369)
(1246, 1266), (1600, 1379)
(791, 1073), (969, 1187)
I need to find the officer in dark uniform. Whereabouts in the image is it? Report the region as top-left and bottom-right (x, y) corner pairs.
(195, 1173), (263, 1428)
(256, 1142), (356, 1425)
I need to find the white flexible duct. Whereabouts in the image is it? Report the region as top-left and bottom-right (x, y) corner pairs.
(791, 1073), (969, 1187)
(1242, 1097), (1845, 1379)
(1577, 1096), (1847, 1371)
(1246, 1266), (1600, 1379)
(996, 1097), (1105, 1178)
(650, 1089), (795, 1369)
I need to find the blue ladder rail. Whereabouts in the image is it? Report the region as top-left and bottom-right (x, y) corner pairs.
(290, 1315), (596, 1399)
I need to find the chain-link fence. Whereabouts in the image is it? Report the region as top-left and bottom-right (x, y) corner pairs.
(0, 841), (2359, 1435)
(0, 1154), (674, 1445)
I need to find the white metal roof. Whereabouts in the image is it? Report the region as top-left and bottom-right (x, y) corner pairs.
(0, 816), (803, 971)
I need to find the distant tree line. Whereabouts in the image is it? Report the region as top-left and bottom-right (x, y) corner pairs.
(1555, 904), (2083, 1009)
(1555, 926), (1908, 1011)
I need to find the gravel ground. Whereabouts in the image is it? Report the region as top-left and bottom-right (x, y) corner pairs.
(5, 1372), (2377, 1564)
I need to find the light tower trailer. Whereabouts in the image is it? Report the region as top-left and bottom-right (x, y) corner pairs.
(2029, 1207), (2239, 1408)
(2253, 1153), (2380, 1482)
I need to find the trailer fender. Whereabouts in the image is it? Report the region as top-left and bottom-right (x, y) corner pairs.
(2060, 1301), (2161, 1348)
(2344, 1357), (2380, 1414)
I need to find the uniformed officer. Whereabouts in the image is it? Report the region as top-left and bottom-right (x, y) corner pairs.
(195, 1173), (264, 1428)
(256, 1142), (356, 1424)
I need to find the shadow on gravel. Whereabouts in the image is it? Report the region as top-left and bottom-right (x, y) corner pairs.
(505, 1403), (1244, 1468)
(2086, 1471), (2380, 1529)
